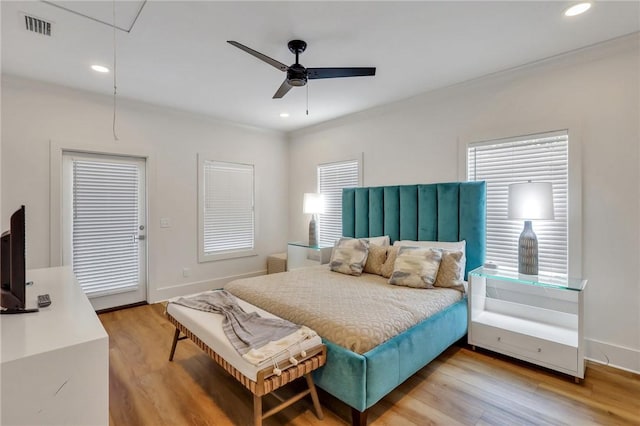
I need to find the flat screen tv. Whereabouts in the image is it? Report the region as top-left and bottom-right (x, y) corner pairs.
(1, 206), (36, 313)
(1, 230), (10, 289)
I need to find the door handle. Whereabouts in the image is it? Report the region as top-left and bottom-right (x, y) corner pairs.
(133, 234), (146, 242)
(137, 235), (146, 241)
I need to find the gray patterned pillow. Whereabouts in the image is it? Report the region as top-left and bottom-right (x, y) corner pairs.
(330, 238), (370, 276)
(389, 246), (443, 288)
(434, 250), (465, 292)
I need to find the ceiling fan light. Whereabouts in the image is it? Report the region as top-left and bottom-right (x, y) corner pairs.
(289, 78), (306, 87)
(564, 2), (592, 17)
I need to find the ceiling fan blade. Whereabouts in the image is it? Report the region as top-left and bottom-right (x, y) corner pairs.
(307, 67), (376, 80)
(227, 41), (288, 72)
(273, 80), (293, 99)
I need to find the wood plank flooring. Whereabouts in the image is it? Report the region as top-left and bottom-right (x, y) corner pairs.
(100, 303), (640, 426)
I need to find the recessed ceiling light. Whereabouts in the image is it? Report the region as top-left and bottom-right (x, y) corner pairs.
(564, 2), (592, 17)
(91, 65), (110, 73)
(279, 112), (290, 118)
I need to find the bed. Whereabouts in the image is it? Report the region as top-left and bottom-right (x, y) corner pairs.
(225, 181), (486, 425)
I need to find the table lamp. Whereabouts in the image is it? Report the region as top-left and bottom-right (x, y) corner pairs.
(303, 193), (325, 247)
(508, 181), (554, 275)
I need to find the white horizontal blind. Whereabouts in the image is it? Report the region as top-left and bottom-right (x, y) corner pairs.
(203, 161), (254, 254)
(468, 131), (568, 276)
(72, 160), (140, 296)
(317, 160), (359, 247)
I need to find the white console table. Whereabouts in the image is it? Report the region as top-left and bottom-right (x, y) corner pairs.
(1, 266), (109, 425)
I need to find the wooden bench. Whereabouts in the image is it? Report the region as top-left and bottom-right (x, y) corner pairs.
(166, 304), (326, 426)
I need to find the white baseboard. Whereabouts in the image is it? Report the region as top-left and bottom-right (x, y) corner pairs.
(150, 269), (267, 303)
(586, 338), (640, 374)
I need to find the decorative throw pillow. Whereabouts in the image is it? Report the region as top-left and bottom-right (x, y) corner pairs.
(363, 244), (388, 275)
(380, 246), (399, 278)
(434, 250), (466, 292)
(330, 238), (370, 276)
(394, 240), (466, 277)
(389, 247), (443, 289)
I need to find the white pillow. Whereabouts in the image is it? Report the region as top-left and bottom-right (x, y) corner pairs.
(393, 240), (466, 252)
(332, 235), (391, 247)
(362, 235), (390, 246)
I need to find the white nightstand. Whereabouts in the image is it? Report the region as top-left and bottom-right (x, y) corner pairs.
(468, 267), (587, 382)
(287, 242), (332, 271)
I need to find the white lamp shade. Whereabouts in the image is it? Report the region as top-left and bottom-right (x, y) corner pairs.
(303, 193), (325, 214)
(508, 182), (554, 220)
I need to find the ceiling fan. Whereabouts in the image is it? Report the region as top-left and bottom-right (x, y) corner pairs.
(227, 40), (376, 99)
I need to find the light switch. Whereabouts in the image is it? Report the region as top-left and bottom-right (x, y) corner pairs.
(160, 218), (171, 228)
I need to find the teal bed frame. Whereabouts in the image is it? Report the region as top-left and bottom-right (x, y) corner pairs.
(312, 181), (486, 425)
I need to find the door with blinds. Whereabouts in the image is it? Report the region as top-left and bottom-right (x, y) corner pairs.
(62, 152), (147, 311)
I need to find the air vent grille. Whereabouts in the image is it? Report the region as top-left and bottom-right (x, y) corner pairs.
(24, 15), (52, 36)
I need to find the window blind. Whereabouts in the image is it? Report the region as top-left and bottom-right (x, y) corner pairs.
(72, 160), (140, 296)
(317, 160), (359, 247)
(468, 131), (569, 276)
(203, 161), (254, 254)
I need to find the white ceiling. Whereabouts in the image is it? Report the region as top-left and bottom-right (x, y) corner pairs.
(2, 1), (639, 132)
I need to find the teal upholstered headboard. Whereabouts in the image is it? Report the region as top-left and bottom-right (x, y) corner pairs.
(342, 181), (486, 278)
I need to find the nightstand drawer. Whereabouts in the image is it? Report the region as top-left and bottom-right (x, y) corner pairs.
(471, 323), (578, 373)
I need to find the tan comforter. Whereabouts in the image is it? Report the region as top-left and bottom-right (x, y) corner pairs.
(225, 266), (462, 354)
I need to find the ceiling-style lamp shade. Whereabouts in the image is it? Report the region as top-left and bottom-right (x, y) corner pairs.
(508, 182), (554, 221)
(303, 193), (325, 215)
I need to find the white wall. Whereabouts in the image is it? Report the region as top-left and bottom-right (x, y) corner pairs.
(288, 34), (640, 373)
(1, 75), (289, 303)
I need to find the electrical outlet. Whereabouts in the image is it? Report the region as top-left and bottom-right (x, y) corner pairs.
(182, 268), (190, 278)
(160, 218), (171, 228)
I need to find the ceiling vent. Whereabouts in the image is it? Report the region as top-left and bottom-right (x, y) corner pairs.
(23, 14), (52, 36)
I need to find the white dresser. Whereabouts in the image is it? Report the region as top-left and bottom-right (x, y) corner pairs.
(1, 266), (109, 425)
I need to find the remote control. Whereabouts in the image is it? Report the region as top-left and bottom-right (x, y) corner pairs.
(37, 294), (51, 308)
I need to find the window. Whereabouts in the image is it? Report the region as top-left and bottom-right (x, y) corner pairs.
(199, 158), (255, 262)
(467, 131), (568, 276)
(317, 159), (360, 247)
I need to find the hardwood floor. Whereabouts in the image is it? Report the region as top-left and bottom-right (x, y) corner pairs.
(100, 303), (640, 426)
